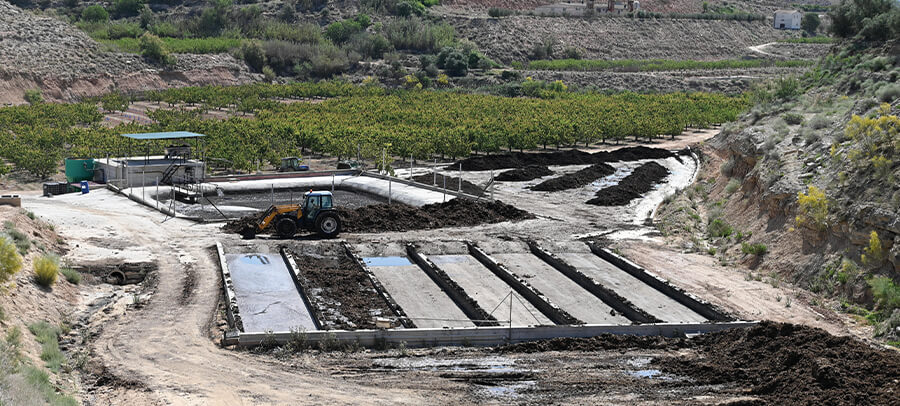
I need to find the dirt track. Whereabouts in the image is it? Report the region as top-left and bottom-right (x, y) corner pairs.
(25, 191), (452, 405)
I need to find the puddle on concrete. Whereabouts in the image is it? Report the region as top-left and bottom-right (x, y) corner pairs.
(363, 256), (413, 267)
(239, 254), (273, 265)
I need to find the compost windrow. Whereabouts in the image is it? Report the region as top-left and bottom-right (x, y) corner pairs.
(531, 163), (615, 192)
(222, 199), (534, 234)
(452, 146), (675, 171)
(495, 165), (554, 182)
(587, 161), (669, 206)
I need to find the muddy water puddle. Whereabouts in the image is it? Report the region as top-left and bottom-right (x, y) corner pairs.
(371, 356), (538, 398)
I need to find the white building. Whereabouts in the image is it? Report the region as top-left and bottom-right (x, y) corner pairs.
(774, 10), (802, 30)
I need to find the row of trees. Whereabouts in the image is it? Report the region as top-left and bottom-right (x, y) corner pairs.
(0, 83), (748, 177)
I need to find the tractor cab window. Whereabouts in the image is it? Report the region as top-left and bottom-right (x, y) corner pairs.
(321, 195), (332, 209)
(306, 195), (321, 211)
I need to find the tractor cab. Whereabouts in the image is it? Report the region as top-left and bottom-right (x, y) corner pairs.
(279, 156), (309, 172)
(302, 191), (333, 221)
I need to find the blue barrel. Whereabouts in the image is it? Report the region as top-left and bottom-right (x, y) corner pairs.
(80, 181), (89, 194)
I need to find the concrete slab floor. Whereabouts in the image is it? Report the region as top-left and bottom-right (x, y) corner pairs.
(429, 254), (553, 327)
(492, 253), (630, 325)
(365, 257), (475, 329)
(226, 253), (318, 333)
(559, 253), (707, 323)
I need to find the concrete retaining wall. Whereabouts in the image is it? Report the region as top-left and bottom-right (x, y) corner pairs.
(467, 242), (582, 326)
(227, 321), (759, 348)
(587, 242), (732, 321)
(528, 241), (659, 324)
(215, 242), (243, 332)
(407, 244), (500, 327)
(343, 243), (417, 328)
(280, 248), (322, 330)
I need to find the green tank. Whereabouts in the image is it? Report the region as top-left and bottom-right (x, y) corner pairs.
(65, 158), (94, 183)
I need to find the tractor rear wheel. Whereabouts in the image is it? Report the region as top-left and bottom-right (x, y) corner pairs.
(315, 212), (341, 238)
(275, 217), (298, 237)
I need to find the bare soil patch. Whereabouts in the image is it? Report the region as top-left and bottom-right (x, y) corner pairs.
(531, 163), (615, 192)
(495, 165), (553, 182)
(587, 161), (670, 206)
(453, 146), (674, 171)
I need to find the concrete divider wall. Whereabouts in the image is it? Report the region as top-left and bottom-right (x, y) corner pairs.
(466, 242), (582, 326)
(342, 243), (417, 328)
(228, 321), (759, 348)
(406, 245), (500, 327)
(279, 248), (322, 330)
(527, 241), (659, 324)
(587, 242), (732, 321)
(215, 242), (243, 332)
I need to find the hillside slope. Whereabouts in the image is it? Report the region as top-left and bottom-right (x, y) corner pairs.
(0, 3), (256, 104)
(449, 16), (796, 63)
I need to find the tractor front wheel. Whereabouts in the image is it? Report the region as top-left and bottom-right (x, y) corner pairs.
(275, 217), (298, 238)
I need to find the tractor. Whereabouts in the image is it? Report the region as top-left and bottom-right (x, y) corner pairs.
(278, 156), (309, 172)
(241, 191), (341, 239)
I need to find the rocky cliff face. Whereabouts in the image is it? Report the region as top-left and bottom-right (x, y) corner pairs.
(701, 78), (899, 298)
(0, 3), (257, 104)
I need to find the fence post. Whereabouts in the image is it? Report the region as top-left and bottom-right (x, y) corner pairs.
(155, 177), (159, 210)
(388, 177), (392, 204)
(458, 163), (462, 193)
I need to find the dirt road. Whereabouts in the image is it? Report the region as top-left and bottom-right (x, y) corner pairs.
(25, 190), (455, 405)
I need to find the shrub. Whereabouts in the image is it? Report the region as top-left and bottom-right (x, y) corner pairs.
(876, 83), (900, 103)
(60, 268), (81, 285)
(113, 0), (144, 18)
(862, 230), (886, 265)
(801, 13), (820, 34)
(724, 178), (741, 194)
(708, 218), (734, 238)
(488, 7), (515, 18)
(0, 236), (24, 284)
(782, 113), (804, 125)
(383, 17), (455, 53)
(24, 89), (43, 105)
(868, 276), (900, 316)
(28, 321), (65, 373)
(262, 65), (276, 82)
(774, 76), (802, 100)
(562, 46), (583, 60)
(140, 33), (175, 66)
(348, 32), (392, 59)
(33, 255), (59, 287)
(240, 42), (266, 71)
(81, 5), (109, 22)
(442, 50), (469, 77)
(796, 185), (829, 230)
(107, 22), (143, 39)
(806, 114), (830, 130)
(741, 242), (768, 256)
(830, 0), (900, 42)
